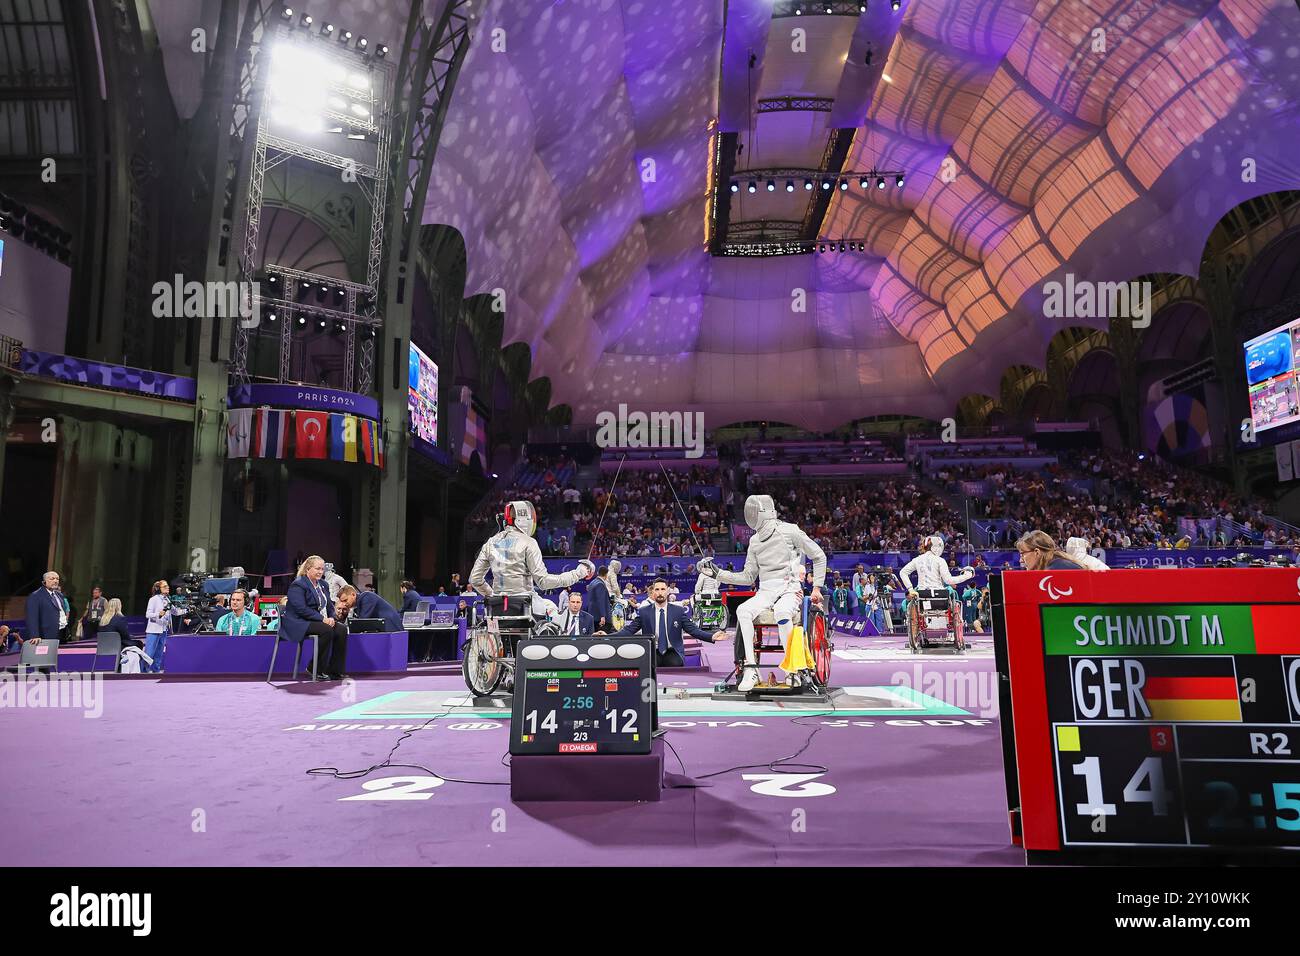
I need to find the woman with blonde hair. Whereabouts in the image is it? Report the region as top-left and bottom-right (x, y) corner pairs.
(280, 554), (349, 680)
(1015, 530), (1086, 571)
(98, 598), (143, 651)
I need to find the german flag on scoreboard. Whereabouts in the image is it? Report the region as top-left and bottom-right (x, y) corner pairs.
(1140, 656), (1241, 722)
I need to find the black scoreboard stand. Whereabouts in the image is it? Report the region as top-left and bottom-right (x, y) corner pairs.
(508, 637), (664, 802)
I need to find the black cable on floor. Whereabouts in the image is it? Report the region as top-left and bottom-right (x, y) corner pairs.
(305, 703), (510, 786)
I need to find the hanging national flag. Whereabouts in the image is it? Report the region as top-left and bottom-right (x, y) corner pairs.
(359, 418), (375, 465)
(226, 408), (253, 458)
(328, 414), (359, 462)
(252, 408), (288, 458)
(295, 411), (329, 459)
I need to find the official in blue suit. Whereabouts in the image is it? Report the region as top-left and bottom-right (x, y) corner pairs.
(615, 578), (721, 667)
(400, 580), (424, 613)
(281, 555), (349, 680)
(25, 571), (65, 643)
(586, 568), (612, 632)
(337, 585), (403, 632)
(554, 592), (595, 636)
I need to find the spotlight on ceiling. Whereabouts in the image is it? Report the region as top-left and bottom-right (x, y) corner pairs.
(318, 318), (327, 329)
(296, 315), (307, 326)
(804, 178), (813, 190)
(730, 182), (739, 193)
(785, 179), (795, 192)
(859, 3), (867, 11)
(267, 312), (278, 323)
(340, 29), (353, 43)
(896, 173), (905, 187)
(859, 176), (869, 189)
(824, 3), (833, 13)
(821, 178), (831, 190)
(839, 242), (846, 252)
(377, 44), (388, 58)
(766, 179), (775, 192)
(321, 22), (333, 35)
(281, 7), (293, 20)
(747, 180), (757, 193)
(818, 243), (826, 253)
(839, 179), (848, 191)
(300, 12), (312, 27)
(794, 4), (802, 14)
(876, 176), (886, 189)
(892, 0), (901, 9)
(357, 37), (368, 50)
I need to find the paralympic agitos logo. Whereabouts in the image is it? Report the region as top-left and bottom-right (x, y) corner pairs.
(1038, 576), (1074, 601)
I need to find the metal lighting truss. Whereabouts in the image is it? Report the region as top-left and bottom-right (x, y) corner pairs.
(231, 25), (394, 392)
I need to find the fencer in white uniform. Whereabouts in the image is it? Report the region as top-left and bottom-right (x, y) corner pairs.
(698, 495), (825, 693)
(1065, 536), (1110, 570)
(469, 501), (594, 615)
(898, 535), (973, 596)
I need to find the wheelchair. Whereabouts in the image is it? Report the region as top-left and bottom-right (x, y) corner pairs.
(460, 594), (560, 697)
(725, 602), (832, 693)
(691, 592), (730, 631)
(906, 587), (966, 653)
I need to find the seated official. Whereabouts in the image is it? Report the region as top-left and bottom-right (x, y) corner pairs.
(214, 590), (262, 636)
(614, 578), (722, 667)
(554, 592), (594, 637)
(335, 584), (403, 632)
(281, 555), (349, 680)
(400, 580), (424, 612)
(1015, 530), (1087, 571)
(98, 598), (143, 651)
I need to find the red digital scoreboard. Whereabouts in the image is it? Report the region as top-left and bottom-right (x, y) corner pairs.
(993, 568), (1300, 862)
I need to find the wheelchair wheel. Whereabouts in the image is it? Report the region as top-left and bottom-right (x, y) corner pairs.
(462, 628), (505, 696)
(808, 608), (831, 686)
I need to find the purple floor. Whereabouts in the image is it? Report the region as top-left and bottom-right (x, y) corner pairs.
(0, 634), (1025, 866)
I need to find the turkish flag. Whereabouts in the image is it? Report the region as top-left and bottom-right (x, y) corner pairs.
(295, 411), (329, 459)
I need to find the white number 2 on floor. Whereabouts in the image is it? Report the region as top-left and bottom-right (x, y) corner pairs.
(742, 773), (835, 797)
(339, 776), (446, 801)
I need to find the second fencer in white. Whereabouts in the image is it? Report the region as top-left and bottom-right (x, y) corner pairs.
(898, 534), (973, 598)
(698, 494), (825, 693)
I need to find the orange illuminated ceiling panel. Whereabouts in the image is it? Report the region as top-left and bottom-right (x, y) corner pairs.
(1035, 139), (1135, 259)
(1221, 0), (1274, 38)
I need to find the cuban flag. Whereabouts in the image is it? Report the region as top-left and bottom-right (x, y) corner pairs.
(252, 408), (288, 458)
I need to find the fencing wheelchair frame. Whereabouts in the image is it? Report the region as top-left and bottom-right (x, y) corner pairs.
(906, 587), (966, 653)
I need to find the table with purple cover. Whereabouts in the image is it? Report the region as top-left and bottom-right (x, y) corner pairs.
(52, 631), (411, 674)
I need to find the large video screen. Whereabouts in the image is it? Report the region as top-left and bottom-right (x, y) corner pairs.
(408, 343), (439, 445)
(1244, 319), (1300, 433)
